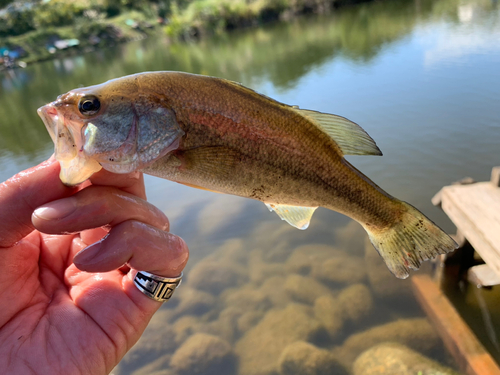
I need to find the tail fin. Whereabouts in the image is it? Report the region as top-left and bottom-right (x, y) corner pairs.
(365, 201), (458, 279)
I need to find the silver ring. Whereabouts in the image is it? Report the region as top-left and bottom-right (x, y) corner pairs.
(133, 271), (183, 302)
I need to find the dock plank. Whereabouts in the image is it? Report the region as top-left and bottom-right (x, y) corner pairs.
(468, 264), (500, 287)
(440, 182), (500, 277)
(412, 274), (500, 375)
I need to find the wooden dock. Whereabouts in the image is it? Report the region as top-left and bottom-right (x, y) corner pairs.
(412, 166), (500, 375)
(413, 275), (500, 375)
(432, 166), (500, 286)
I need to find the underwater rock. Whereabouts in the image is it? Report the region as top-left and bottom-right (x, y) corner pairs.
(197, 195), (248, 235)
(138, 371), (174, 375)
(353, 342), (461, 375)
(340, 318), (440, 366)
(188, 260), (248, 295)
(278, 341), (347, 375)
(312, 256), (367, 284)
(286, 244), (344, 276)
(205, 238), (248, 265)
(169, 333), (236, 375)
(337, 283), (373, 324)
(221, 287), (272, 312)
(194, 307), (241, 344)
(313, 294), (345, 341)
(364, 237), (413, 299)
(261, 240), (295, 263)
(129, 354), (173, 375)
(284, 274), (332, 304)
(237, 310), (265, 333)
(139, 371), (174, 375)
(172, 315), (202, 344)
(248, 249), (287, 285)
(235, 303), (324, 375)
(258, 276), (293, 308)
(118, 317), (177, 375)
(172, 287), (216, 317)
(334, 221), (367, 257)
(250, 221), (304, 257)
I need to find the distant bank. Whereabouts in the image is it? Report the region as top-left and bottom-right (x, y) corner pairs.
(0, 0), (374, 68)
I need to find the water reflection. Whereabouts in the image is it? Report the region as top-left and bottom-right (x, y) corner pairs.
(1, 0), (499, 373)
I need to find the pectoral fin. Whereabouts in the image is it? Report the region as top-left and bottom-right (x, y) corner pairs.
(180, 146), (240, 176)
(265, 203), (317, 230)
(177, 181), (223, 194)
(170, 146), (241, 194)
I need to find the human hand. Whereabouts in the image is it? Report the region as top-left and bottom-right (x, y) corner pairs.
(0, 158), (189, 374)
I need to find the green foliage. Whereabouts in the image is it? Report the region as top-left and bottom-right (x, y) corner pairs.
(166, 0), (259, 38)
(0, 6), (35, 37)
(33, 0), (86, 28)
(0, 0), (13, 8)
(164, 0), (339, 39)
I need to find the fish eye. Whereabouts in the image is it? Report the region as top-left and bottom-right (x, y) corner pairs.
(78, 96), (101, 116)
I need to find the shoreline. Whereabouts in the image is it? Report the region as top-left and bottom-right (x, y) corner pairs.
(0, 0), (375, 69)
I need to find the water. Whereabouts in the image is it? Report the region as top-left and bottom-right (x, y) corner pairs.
(1, 0), (499, 373)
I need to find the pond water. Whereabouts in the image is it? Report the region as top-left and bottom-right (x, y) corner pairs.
(1, 0), (499, 373)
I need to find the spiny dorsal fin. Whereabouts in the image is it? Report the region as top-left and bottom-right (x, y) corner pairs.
(296, 109), (382, 156)
(265, 203), (317, 230)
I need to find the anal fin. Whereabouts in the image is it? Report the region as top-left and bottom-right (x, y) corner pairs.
(265, 203), (317, 230)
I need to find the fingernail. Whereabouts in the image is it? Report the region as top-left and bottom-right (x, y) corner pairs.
(34, 197), (77, 220)
(73, 241), (102, 265)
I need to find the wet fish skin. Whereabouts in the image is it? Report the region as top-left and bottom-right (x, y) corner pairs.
(37, 71), (457, 278)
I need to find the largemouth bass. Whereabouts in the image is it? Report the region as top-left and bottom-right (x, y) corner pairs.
(37, 71), (457, 278)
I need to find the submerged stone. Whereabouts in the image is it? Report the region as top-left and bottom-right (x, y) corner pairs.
(221, 287), (272, 312)
(258, 276), (293, 308)
(172, 315), (202, 344)
(172, 287), (216, 318)
(284, 274), (332, 304)
(334, 221), (367, 257)
(279, 341), (347, 375)
(312, 256), (367, 284)
(353, 342), (461, 375)
(313, 294), (345, 341)
(235, 303), (324, 375)
(205, 238), (248, 265)
(339, 318), (440, 366)
(237, 310), (265, 333)
(285, 244), (344, 276)
(248, 249), (287, 285)
(188, 260), (248, 295)
(117, 319), (177, 375)
(169, 333), (236, 375)
(337, 283), (373, 324)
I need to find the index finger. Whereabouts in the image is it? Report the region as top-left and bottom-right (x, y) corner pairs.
(0, 158), (75, 248)
(89, 169), (146, 199)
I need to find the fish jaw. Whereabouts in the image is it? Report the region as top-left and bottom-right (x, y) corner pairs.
(37, 103), (102, 186)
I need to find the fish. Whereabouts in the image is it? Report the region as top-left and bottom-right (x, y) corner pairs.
(37, 71), (457, 279)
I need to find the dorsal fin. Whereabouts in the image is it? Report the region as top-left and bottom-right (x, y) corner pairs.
(265, 203), (317, 230)
(296, 109), (382, 156)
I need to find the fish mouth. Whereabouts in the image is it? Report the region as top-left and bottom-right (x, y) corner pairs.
(38, 103), (102, 186)
(38, 99), (184, 186)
